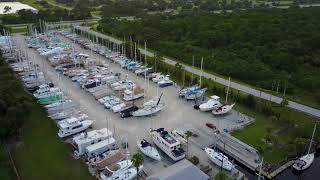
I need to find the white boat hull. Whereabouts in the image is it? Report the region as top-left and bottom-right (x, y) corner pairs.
(137, 141), (161, 161)
(205, 148), (234, 171)
(293, 153), (315, 171)
(58, 120), (92, 138)
(212, 103), (235, 115)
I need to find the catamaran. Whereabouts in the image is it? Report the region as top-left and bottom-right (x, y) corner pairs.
(150, 128), (185, 161)
(205, 147), (235, 171)
(199, 95), (222, 111)
(137, 139), (161, 161)
(293, 124), (317, 171)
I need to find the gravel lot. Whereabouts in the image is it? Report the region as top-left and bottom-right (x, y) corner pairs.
(14, 33), (251, 177)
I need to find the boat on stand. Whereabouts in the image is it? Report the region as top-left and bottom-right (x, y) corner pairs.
(150, 128), (185, 161)
(137, 139), (161, 161)
(132, 93), (164, 117)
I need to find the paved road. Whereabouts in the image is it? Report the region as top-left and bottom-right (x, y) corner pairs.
(72, 26), (320, 118)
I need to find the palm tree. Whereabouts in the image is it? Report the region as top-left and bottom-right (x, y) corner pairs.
(132, 152), (144, 180)
(185, 130), (193, 157)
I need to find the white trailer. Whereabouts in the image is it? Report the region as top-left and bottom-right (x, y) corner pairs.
(72, 128), (113, 157)
(85, 137), (116, 158)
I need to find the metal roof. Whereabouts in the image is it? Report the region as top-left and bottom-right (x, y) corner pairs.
(147, 159), (209, 180)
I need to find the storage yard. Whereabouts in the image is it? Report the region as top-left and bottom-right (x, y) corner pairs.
(6, 32), (261, 179)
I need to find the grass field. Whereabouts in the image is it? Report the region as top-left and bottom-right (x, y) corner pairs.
(232, 103), (318, 164)
(0, 144), (16, 180)
(13, 103), (94, 180)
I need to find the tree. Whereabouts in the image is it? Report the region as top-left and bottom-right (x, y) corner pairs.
(3, 6), (12, 13)
(132, 152), (144, 179)
(280, 98), (289, 107)
(185, 130), (193, 157)
(214, 171), (229, 180)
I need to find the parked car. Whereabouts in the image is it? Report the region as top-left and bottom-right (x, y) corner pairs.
(206, 123), (216, 129)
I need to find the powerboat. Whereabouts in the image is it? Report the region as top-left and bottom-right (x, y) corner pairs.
(170, 129), (187, 144)
(179, 85), (200, 97)
(150, 128), (185, 161)
(137, 139), (161, 161)
(152, 74), (164, 83)
(184, 87), (207, 100)
(199, 95), (222, 111)
(111, 102), (134, 113)
(57, 117), (93, 138)
(100, 166), (140, 180)
(212, 103), (235, 115)
(100, 159), (133, 180)
(205, 147), (235, 171)
(123, 87), (144, 101)
(158, 75), (173, 87)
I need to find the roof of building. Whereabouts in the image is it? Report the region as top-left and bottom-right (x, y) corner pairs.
(146, 159), (209, 180)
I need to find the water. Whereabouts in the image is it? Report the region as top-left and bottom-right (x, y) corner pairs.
(234, 154), (320, 180)
(275, 154), (320, 180)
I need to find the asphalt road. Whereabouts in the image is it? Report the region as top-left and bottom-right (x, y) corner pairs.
(74, 26), (320, 118)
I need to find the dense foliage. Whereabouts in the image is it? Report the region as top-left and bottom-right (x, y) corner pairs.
(98, 8), (320, 99)
(0, 53), (34, 140)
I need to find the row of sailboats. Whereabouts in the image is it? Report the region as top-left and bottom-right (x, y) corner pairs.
(179, 57), (235, 115)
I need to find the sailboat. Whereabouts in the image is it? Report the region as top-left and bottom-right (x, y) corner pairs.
(132, 93), (164, 117)
(212, 77), (235, 115)
(205, 147), (235, 171)
(137, 139), (161, 161)
(199, 95), (222, 111)
(292, 124), (317, 171)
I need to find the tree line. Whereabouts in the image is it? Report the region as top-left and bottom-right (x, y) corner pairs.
(0, 52), (35, 140)
(0, 0), (92, 25)
(97, 7), (320, 104)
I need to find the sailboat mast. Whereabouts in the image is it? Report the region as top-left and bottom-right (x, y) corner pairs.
(191, 56), (194, 85)
(226, 77), (231, 104)
(200, 58), (203, 87)
(144, 41), (147, 65)
(134, 42), (137, 62)
(308, 123), (317, 154)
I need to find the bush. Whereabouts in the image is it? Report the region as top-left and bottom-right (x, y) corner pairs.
(189, 155), (199, 165)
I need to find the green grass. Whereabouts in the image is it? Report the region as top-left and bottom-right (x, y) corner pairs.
(0, 144), (16, 180)
(232, 103), (318, 164)
(13, 104), (94, 180)
(232, 105), (287, 163)
(11, 26), (27, 33)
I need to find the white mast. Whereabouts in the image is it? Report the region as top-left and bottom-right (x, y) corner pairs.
(226, 77), (231, 104)
(191, 56), (194, 85)
(200, 57), (203, 87)
(308, 123), (317, 154)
